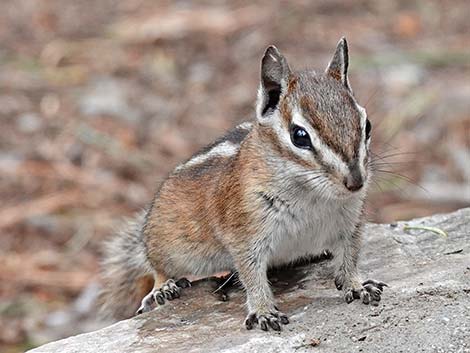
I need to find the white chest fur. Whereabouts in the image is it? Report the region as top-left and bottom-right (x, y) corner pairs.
(265, 194), (363, 267)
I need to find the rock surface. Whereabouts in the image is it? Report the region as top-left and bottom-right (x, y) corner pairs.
(28, 209), (470, 353)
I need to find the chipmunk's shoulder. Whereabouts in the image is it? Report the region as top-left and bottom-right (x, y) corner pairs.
(173, 121), (254, 177)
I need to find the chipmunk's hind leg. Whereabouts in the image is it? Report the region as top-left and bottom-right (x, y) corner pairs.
(136, 274), (192, 315)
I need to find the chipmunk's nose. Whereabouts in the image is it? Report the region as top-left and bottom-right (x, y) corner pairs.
(343, 165), (364, 192)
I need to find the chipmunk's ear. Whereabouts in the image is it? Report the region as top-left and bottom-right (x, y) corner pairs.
(256, 45), (291, 121)
(325, 37), (351, 91)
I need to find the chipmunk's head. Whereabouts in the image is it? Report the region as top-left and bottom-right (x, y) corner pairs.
(256, 38), (371, 199)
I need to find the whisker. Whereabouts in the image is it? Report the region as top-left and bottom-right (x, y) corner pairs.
(372, 169), (415, 183)
(372, 175), (408, 193)
(363, 86), (381, 109)
(370, 161), (415, 167)
(371, 150), (419, 160)
(372, 169), (428, 193)
(369, 179), (384, 193)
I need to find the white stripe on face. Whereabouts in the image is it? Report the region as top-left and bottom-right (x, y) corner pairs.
(356, 103), (368, 177)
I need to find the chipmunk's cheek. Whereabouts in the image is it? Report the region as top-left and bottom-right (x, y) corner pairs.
(327, 169), (344, 187)
(326, 174), (346, 195)
(310, 159), (323, 171)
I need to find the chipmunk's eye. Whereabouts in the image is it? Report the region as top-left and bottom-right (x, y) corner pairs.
(290, 125), (313, 149)
(365, 119), (371, 140)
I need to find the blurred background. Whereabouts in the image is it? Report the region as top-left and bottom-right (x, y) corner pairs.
(0, 0), (469, 351)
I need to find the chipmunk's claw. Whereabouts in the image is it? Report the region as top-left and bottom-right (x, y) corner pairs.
(244, 310), (289, 331)
(135, 278), (192, 315)
(160, 279), (186, 301)
(154, 291), (165, 305)
(343, 279), (388, 306)
(175, 277), (191, 288)
(362, 279), (388, 292)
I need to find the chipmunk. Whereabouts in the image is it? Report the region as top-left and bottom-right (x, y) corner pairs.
(99, 37), (387, 331)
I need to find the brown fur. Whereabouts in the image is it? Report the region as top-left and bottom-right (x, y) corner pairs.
(144, 129), (274, 277)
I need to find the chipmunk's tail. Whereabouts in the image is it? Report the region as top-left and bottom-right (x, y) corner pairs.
(98, 211), (154, 320)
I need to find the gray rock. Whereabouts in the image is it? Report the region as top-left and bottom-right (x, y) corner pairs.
(28, 208), (470, 353)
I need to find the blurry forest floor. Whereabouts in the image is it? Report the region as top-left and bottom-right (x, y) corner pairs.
(0, 1), (469, 352)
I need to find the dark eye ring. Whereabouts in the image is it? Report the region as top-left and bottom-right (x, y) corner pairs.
(290, 125), (313, 149)
(365, 119), (371, 140)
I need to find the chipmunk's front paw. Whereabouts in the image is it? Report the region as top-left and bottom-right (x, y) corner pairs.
(343, 279), (388, 306)
(244, 309), (289, 331)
